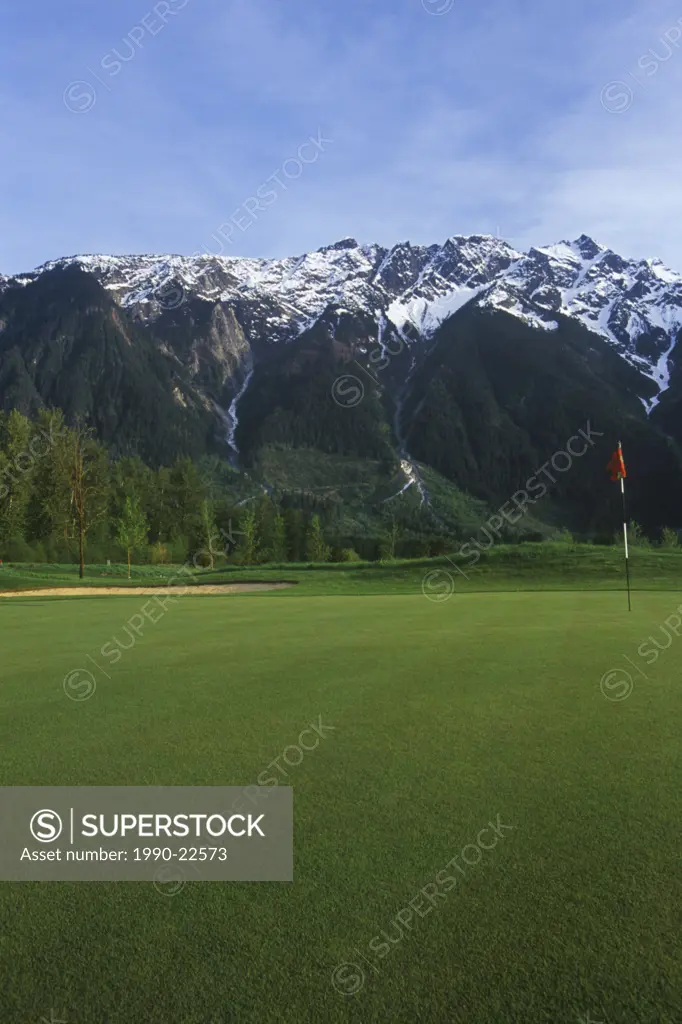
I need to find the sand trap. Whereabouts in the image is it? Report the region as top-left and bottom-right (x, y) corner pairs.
(0, 583), (294, 598)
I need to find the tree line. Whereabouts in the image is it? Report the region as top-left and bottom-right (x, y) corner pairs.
(4, 408), (673, 574)
(0, 409), (356, 575)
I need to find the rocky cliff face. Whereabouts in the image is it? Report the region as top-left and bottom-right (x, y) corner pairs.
(2, 233), (682, 531)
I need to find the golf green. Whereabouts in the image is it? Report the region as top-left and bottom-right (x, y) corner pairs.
(0, 590), (679, 1022)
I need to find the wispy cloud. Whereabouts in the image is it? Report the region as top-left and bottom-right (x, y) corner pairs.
(1, 0), (681, 274)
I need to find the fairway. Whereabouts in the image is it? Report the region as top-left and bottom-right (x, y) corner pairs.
(1, 589), (680, 1023)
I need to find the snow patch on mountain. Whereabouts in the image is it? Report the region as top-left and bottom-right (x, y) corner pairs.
(481, 234), (682, 405)
(387, 285), (486, 336)
(20, 232), (682, 412)
(480, 284), (559, 331)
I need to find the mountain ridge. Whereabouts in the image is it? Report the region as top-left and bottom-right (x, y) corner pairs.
(1, 232), (682, 536)
(6, 231), (681, 413)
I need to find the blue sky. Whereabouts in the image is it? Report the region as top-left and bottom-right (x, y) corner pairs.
(2, 0), (682, 274)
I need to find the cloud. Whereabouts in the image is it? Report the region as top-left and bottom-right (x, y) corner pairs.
(2, 0), (682, 273)
(516, 0), (682, 262)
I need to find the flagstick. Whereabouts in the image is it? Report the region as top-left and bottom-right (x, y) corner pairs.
(620, 471), (632, 612)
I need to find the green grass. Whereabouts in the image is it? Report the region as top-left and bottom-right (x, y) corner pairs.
(1, 541), (681, 595)
(0, 588), (680, 1022)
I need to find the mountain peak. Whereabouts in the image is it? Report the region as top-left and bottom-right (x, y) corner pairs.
(319, 237), (359, 252)
(572, 233), (604, 259)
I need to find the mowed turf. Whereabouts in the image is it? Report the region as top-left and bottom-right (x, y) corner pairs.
(0, 590), (680, 1023)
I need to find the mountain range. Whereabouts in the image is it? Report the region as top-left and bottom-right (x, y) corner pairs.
(2, 232), (682, 539)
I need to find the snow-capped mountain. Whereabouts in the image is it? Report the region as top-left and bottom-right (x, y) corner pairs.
(3, 232), (682, 533)
(17, 232), (682, 410)
(482, 235), (682, 409)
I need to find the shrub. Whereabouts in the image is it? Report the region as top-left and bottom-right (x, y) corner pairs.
(151, 541), (170, 565)
(306, 515), (331, 563)
(85, 542), (109, 564)
(339, 547), (362, 562)
(31, 541), (47, 563)
(660, 527), (680, 549)
(621, 520), (651, 549)
(615, 521), (651, 549)
(168, 536), (189, 564)
(45, 537), (78, 563)
(1, 536), (34, 562)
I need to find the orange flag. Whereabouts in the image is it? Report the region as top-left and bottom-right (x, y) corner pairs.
(607, 443), (626, 482)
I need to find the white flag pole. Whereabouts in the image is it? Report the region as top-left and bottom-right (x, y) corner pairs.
(619, 444), (632, 612)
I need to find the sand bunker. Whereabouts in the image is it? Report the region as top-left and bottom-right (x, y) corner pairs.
(0, 583), (294, 598)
